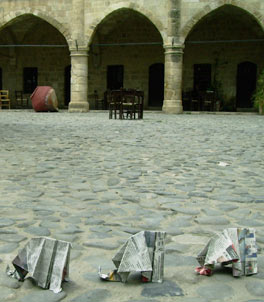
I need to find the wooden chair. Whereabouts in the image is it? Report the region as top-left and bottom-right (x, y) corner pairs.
(201, 91), (216, 111)
(15, 91), (28, 108)
(122, 89), (137, 119)
(0, 90), (11, 109)
(136, 90), (144, 119)
(108, 90), (123, 119)
(93, 90), (106, 110)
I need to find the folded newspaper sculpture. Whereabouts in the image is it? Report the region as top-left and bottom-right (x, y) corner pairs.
(195, 228), (257, 277)
(99, 231), (166, 283)
(6, 237), (71, 293)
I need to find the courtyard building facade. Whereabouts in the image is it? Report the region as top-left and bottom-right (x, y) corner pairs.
(0, 0), (263, 113)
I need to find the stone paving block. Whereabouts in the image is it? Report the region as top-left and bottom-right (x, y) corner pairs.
(0, 112), (264, 302)
(0, 272), (21, 289)
(0, 286), (16, 301)
(197, 282), (234, 300)
(19, 290), (67, 302)
(71, 289), (110, 302)
(0, 218), (15, 228)
(141, 280), (184, 297)
(246, 280), (264, 297)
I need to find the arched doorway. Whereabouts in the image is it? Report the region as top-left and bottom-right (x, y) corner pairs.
(183, 5), (264, 111)
(89, 8), (164, 109)
(236, 62), (257, 109)
(148, 63), (164, 107)
(0, 14), (70, 108)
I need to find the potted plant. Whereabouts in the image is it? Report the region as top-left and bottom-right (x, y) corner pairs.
(252, 69), (264, 115)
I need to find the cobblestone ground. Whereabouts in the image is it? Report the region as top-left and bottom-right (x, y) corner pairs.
(0, 110), (264, 302)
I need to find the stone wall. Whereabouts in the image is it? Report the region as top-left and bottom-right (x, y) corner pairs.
(0, 0), (264, 111)
(88, 8), (164, 108)
(182, 2), (264, 109)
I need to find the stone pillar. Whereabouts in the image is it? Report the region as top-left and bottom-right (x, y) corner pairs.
(162, 44), (184, 114)
(162, 0), (183, 114)
(68, 48), (89, 112)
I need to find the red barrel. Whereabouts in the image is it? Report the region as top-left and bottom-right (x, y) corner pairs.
(30, 86), (58, 112)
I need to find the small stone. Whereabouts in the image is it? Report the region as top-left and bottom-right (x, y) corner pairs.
(194, 216), (229, 225)
(83, 241), (119, 250)
(33, 209), (54, 216)
(17, 221), (35, 228)
(89, 226), (112, 233)
(60, 225), (83, 234)
(107, 177), (120, 186)
(0, 218), (15, 228)
(24, 226), (51, 236)
(0, 234), (27, 243)
(176, 208), (200, 215)
(0, 243), (18, 253)
(202, 208), (222, 216)
(0, 229), (17, 234)
(85, 218), (105, 225)
(236, 219), (264, 227)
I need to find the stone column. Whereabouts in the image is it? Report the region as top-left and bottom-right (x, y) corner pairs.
(162, 44), (184, 114)
(162, 0), (183, 114)
(68, 48), (89, 112)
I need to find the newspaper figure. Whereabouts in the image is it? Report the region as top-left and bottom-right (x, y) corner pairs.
(195, 228), (257, 277)
(6, 237), (71, 293)
(99, 231), (166, 283)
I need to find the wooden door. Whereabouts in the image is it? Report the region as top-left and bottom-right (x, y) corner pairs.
(236, 62), (257, 108)
(148, 63), (164, 107)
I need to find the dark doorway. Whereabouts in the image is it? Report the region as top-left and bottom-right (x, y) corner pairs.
(64, 65), (71, 106)
(148, 63), (164, 107)
(193, 64), (211, 91)
(107, 65), (124, 90)
(236, 62), (257, 108)
(23, 67), (38, 93)
(0, 68), (2, 90)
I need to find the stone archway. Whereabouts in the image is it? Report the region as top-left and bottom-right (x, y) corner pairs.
(0, 14), (70, 108)
(182, 4), (264, 112)
(1, 9), (71, 46)
(88, 8), (164, 109)
(181, 2), (264, 42)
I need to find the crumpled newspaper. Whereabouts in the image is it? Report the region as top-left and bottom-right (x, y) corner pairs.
(195, 228), (257, 276)
(99, 231), (166, 283)
(6, 237), (71, 293)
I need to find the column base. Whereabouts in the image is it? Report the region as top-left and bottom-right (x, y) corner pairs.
(162, 99), (183, 114)
(68, 101), (89, 113)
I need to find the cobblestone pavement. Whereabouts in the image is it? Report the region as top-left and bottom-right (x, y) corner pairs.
(0, 110), (264, 302)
